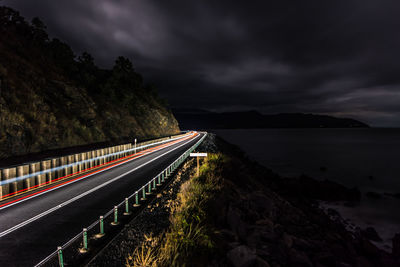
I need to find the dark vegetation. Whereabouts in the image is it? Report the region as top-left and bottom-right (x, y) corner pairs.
(173, 109), (369, 129)
(0, 6), (179, 159)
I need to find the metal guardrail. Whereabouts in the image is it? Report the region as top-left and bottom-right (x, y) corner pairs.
(35, 132), (207, 267)
(0, 133), (191, 187)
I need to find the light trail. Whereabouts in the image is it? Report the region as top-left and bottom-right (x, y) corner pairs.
(0, 133), (197, 209)
(0, 133), (191, 187)
(0, 133), (200, 238)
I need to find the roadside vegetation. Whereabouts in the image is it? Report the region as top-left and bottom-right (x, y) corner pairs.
(126, 153), (224, 267)
(0, 6), (179, 158)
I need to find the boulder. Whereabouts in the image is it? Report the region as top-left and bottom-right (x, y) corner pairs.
(254, 256), (271, 267)
(227, 245), (257, 267)
(227, 205), (248, 241)
(288, 248), (313, 267)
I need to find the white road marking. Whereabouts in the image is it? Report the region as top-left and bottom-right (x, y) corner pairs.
(0, 134), (194, 212)
(0, 134), (200, 238)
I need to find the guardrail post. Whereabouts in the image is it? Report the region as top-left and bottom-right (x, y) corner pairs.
(81, 228), (88, 252)
(161, 173), (165, 182)
(146, 183), (152, 195)
(124, 197), (131, 215)
(152, 179), (156, 190)
(134, 192), (140, 207)
(157, 175), (161, 186)
(58, 246), (64, 267)
(111, 206), (119, 225)
(141, 188), (146, 200)
(96, 216), (105, 237)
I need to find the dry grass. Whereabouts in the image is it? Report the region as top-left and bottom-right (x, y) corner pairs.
(126, 154), (224, 266)
(126, 235), (160, 267)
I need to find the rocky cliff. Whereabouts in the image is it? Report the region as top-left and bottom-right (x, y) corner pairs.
(0, 6), (180, 159)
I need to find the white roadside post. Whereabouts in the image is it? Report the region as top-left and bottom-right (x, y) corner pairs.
(190, 153), (208, 177)
(134, 138), (137, 154)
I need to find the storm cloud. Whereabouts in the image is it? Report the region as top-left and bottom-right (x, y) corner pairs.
(3, 0), (400, 126)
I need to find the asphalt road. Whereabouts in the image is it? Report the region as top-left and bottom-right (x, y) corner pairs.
(0, 132), (203, 266)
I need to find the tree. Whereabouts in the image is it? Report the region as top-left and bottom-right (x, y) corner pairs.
(77, 52), (99, 93)
(31, 17), (48, 43)
(101, 56), (143, 103)
(113, 56), (134, 74)
(47, 38), (77, 75)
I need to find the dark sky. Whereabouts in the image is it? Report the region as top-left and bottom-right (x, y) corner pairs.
(3, 0), (400, 126)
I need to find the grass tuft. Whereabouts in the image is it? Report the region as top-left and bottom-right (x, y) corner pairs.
(126, 154), (224, 266)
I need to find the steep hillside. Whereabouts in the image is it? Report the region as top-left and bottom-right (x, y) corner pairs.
(0, 6), (180, 158)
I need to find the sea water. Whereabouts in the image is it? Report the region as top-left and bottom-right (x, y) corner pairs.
(214, 128), (400, 250)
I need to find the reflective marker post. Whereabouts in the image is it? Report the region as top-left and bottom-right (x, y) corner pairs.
(99, 216), (104, 236)
(134, 192), (140, 207)
(142, 188), (146, 200)
(124, 198), (131, 215)
(82, 228), (88, 251)
(111, 206), (119, 225)
(58, 247), (64, 267)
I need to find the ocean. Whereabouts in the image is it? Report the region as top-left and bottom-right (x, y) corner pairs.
(214, 128), (400, 250)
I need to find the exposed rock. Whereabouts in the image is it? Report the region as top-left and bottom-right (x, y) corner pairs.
(227, 205), (248, 242)
(288, 248), (313, 267)
(282, 232), (293, 248)
(219, 229), (238, 243)
(254, 257), (271, 267)
(227, 245), (257, 267)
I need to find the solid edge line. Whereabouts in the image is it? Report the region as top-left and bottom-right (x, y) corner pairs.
(0, 134), (200, 238)
(0, 134), (194, 211)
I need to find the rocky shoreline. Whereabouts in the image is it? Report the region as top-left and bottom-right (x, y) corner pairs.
(90, 133), (400, 266)
(203, 134), (400, 266)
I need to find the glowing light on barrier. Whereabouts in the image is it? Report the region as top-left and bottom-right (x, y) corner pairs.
(0, 133), (193, 187)
(34, 132), (207, 267)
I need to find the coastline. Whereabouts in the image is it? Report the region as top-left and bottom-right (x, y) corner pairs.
(213, 128), (400, 252)
(97, 133), (400, 266)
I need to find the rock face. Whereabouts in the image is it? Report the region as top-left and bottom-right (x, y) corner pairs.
(0, 7), (180, 159)
(227, 245), (257, 267)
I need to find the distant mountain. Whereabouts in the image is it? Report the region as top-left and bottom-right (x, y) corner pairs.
(173, 109), (369, 129)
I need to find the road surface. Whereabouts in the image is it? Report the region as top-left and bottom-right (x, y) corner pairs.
(0, 132), (204, 266)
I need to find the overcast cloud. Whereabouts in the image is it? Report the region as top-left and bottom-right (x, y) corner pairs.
(3, 0), (400, 126)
